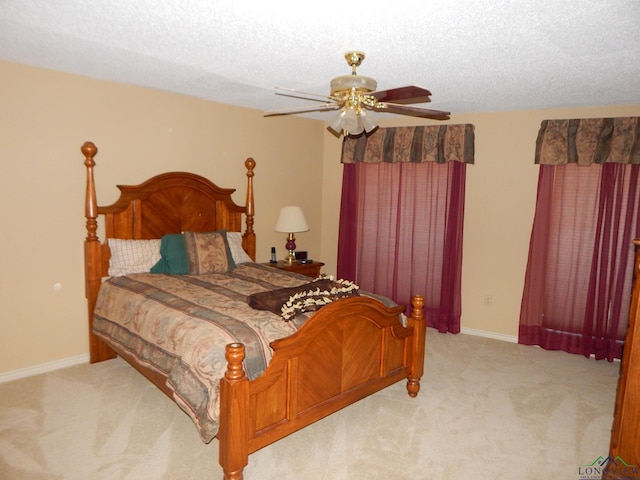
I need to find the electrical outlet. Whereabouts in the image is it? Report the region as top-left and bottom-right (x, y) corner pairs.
(483, 294), (492, 306)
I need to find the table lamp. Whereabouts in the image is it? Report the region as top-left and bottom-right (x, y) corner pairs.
(275, 206), (309, 263)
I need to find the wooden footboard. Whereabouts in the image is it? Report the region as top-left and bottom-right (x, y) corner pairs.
(218, 295), (426, 480)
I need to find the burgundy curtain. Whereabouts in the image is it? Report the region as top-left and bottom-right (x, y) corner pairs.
(338, 125), (473, 333)
(519, 117), (640, 361)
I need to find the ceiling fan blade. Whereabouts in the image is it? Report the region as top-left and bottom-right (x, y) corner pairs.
(264, 102), (341, 117)
(368, 86), (433, 105)
(275, 86), (333, 102)
(275, 92), (334, 104)
(373, 103), (450, 120)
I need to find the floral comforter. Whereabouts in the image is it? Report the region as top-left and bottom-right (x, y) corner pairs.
(93, 263), (312, 442)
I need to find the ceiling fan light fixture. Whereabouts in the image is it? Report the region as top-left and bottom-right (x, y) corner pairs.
(359, 109), (378, 133)
(266, 51), (450, 135)
(342, 107), (363, 134)
(329, 109), (347, 134)
(329, 106), (376, 135)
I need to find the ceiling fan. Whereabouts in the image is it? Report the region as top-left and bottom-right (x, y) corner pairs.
(264, 51), (450, 136)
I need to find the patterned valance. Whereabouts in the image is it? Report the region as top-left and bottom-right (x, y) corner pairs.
(341, 124), (475, 164)
(535, 117), (640, 165)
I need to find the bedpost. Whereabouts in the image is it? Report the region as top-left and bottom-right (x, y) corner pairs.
(243, 158), (256, 261)
(83, 142), (99, 244)
(218, 343), (250, 480)
(82, 141), (116, 363)
(406, 295), (426, 397)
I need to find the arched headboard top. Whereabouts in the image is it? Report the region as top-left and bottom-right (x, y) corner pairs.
(98, 170), (249, 240)
(102, 170), (244, 214)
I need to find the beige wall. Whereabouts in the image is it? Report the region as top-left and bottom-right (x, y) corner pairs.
(2, 59), (639, 374)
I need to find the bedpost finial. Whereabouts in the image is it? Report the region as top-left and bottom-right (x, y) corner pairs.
(82, 141), (97, 159)
(410, 295), (424, 320)
(245, 157), (255, 174)
(82, 142), (98, 170)
(225, 343), (246, 381)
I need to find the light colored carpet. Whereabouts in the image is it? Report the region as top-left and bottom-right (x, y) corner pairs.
(0, 331), (621, 480)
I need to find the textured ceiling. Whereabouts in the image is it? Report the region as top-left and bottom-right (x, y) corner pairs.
(2, 1), (639, 121)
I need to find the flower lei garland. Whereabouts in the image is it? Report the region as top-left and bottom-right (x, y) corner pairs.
(280, 274), (360, 321)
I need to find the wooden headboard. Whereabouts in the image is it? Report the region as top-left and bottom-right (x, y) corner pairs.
(81, 141), (256, 362)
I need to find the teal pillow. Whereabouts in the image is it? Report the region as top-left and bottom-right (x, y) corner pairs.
(151, 234), (188, 274)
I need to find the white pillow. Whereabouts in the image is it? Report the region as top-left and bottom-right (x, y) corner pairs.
(108, 238), (162, 276)
(226, 232), (253, 264)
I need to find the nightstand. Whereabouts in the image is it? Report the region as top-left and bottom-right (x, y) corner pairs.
(264, 260), (324, 278)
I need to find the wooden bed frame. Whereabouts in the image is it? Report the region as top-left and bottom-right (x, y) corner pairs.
(82, 141), (427, 480)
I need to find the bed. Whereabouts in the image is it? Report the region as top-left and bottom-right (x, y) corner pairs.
(81, 141), (427, 480)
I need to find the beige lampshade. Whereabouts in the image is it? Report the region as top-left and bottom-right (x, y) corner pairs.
(274, 206), (309, 233)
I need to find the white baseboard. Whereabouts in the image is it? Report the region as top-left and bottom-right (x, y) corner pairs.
(460, 327), (518, 343)
(0, 354), (90, 384)
(459, 328), (623, 362)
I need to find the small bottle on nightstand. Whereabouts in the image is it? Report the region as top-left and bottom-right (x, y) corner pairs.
(270, 246), (277, 264)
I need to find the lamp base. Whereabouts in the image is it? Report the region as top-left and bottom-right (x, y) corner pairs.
(284, 233), (297, 263)
(284, 250), (296, 264)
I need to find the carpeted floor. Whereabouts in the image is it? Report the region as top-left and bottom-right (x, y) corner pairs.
(0, 331), (621, 480)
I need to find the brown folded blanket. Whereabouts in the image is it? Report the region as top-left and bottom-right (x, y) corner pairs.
(247, 278), (359, 321)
